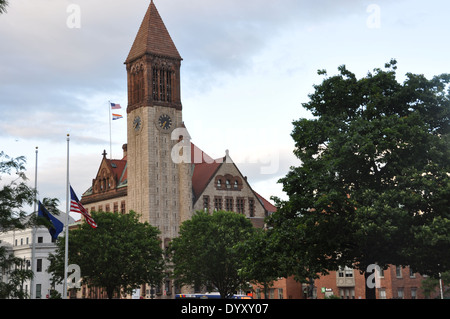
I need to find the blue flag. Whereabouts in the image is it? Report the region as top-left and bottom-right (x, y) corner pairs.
(38, 201), (64, 240)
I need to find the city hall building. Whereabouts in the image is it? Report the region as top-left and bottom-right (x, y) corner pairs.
(79, 0), (276, 299)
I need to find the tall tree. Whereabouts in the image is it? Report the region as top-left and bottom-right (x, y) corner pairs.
(0, 152), (60, 298)
(270, 60), (450, 299)
(0, 0), (8, 14)
(170, 210), (255, 298)
(48, 211), (165, 299)
(236, 228), (283, 298)
(0, 152), (35, 230)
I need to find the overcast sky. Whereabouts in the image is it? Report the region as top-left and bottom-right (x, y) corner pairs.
(1, 0), (449, 214)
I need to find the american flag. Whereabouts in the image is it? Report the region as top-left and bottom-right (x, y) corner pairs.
(70, 186), (97, 228)
(110, 102), (121, 109)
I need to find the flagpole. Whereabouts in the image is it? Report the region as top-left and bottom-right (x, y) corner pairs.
(30, 146), (38, 299)
(63, 134), (70, 299)
(108, 101), (112, 160)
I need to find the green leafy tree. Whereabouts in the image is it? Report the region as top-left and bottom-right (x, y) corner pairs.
(0, 152), (36, 298)
(0, 152), (35, 230)
(270, 60), (450, 299)
(0, 152), (61, 298)
(170, 210), (255, 298)
(421, 271), (450, 299)
(0, 248), (33, 299)
(236, 228), (281, 298)
(0, 0), (8, 14)
(48, 211), (165, 299)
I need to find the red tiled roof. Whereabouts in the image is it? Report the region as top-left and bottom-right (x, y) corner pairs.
(192, 161), (221, 199)
(254, 191), (277, 213)
(126, 0), (181, 63)
(108, 158), (127, 185)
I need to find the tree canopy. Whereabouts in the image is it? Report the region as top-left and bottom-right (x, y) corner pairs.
(170, 210), (255, 298)
(269, 60), (450, 298)
(48, 211), (165, 299)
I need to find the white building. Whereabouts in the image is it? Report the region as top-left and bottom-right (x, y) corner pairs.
(0, 213), (75, 299)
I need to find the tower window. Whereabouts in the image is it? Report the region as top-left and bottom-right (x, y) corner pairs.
(131, 62), (144, 105)
(152, 66), (173, 103)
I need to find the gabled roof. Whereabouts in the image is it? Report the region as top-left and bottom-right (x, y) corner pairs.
(125, 0), (181, 63)
(254, 191), (277, 214)
(192, 161), (222, 200)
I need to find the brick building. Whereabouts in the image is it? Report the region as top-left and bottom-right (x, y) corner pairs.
(313, 265), (440, 299)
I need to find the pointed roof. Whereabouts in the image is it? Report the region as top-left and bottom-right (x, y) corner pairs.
(126, 0), (182, 63)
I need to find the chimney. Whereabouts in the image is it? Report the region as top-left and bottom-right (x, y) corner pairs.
(122, 144), (128, 159)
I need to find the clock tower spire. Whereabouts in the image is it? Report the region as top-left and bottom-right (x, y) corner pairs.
(125, 0), (191, 244)
(125, 0), (182, 113)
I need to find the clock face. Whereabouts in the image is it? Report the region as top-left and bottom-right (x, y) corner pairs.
(158, 114), (172, 131)
(133, 116), (141, 131)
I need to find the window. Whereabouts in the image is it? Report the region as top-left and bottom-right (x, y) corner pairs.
(214, 197), (222, 211)
(131, 63), (144, 105)
(338, 266), (353, 278)
(121, 201), (126, 214)
(165, 279), (171, 295)
(203, 196), (210, 211)
(152, 66), (173, 103)
(339, 288), (355, 299)
(226, 180), (231, 189)
(411, 288), (417, 299)
(38, 237), (43, 243)
(236, 198), (245, 214)
(248, 198), (255, 217)
(379, 288), (386, 299)
(225, 197), (233, 211)
(269, 288), (275, 299)
(36, 284), (42, 299)
(397, 288), (404, 299)
(396, 266), (402, 278)
(216, 179), (222, 189)
(278, 288), (284, 299)
(37, 259), (42, 272)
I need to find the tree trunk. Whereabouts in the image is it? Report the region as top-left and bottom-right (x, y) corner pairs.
(106, 286), (115, 299)
(364, 271), (376, 299)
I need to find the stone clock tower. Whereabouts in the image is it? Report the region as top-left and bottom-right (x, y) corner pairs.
(125, 1), (192, 243)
